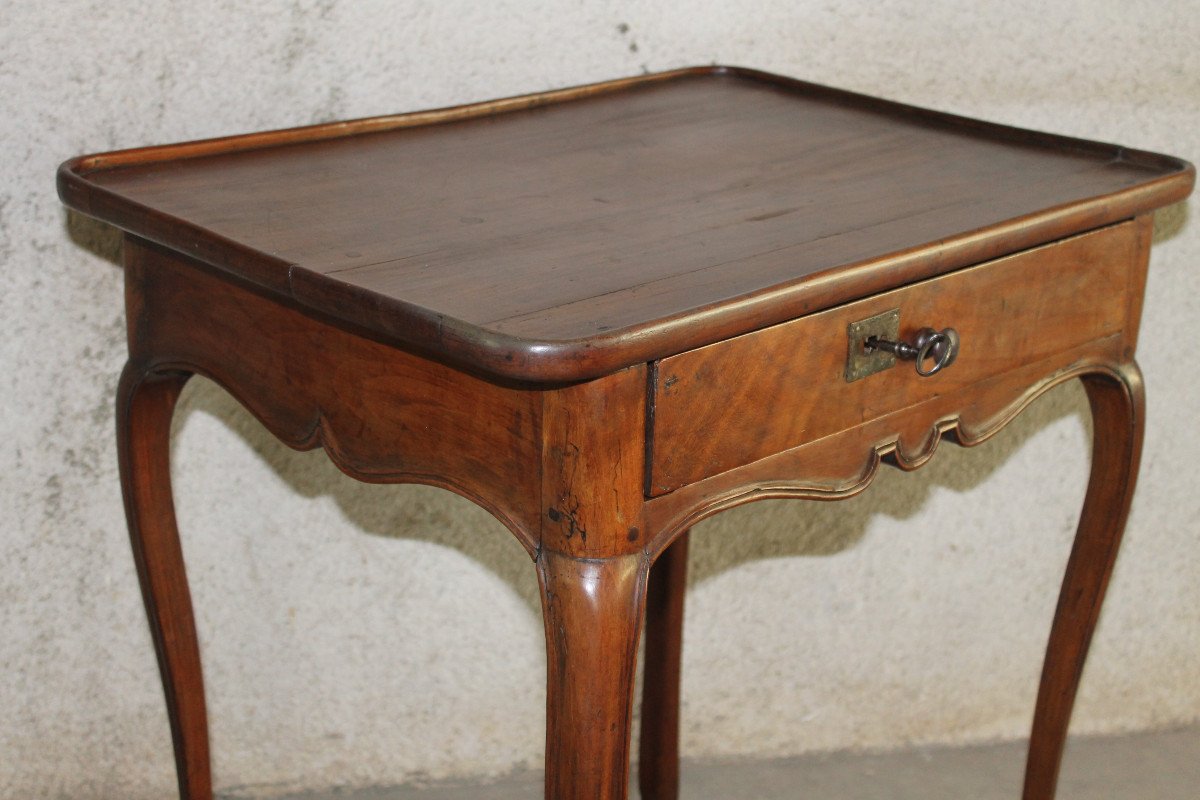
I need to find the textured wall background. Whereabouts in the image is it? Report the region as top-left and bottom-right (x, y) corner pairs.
(1, 1), (1197, 797)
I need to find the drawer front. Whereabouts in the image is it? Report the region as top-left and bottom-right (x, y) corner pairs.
(647, 221), (1144, 495)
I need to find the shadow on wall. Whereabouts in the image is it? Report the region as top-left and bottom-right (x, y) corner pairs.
(172, 369), (1091, 613)
(67, 209), (123, 265)
(686, 381), (1088, 587)
(1152, 200), (1189, 244)
(62, 198), (1192, 612)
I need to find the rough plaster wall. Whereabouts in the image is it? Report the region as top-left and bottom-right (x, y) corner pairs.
(1, 1), (1196, 797)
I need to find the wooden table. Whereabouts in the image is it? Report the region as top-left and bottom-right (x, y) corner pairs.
(58, 67), (1193, 800)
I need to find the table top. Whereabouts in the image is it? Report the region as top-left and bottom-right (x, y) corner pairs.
(59, 66), (1193, 382)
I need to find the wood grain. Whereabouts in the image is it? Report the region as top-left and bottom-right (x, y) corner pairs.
(648, 219), (1146, 494)
(539, 550), (649, 800)
(1022, 363), (1145, 800)
(125, 236), (543, 553)
(117, 365), (210, 800)
(59, 67), (1193, 382)
(638, 358), (1144, 800)
(639, 531), (690, 800)
(536, 369), (653, 798)
(70, 67), (1191, 800)
(539, 368), (647, 558)
(641, 349), (1131, 558)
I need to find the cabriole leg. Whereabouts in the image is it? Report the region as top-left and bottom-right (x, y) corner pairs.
(117, 364), (211, 800)
(1022, 363), (1145, 800)
(639, 531), (690, 800)
(540, 550), (650, 800)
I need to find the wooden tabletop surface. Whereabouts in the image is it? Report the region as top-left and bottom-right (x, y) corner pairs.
(59, 67), (1193, 381)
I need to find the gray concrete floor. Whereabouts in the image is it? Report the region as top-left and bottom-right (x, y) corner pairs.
(226, 725), (1199, 799)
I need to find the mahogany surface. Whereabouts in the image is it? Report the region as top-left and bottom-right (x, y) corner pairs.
(58, 66), (1192, 382)
(60, 67), (1193, 800)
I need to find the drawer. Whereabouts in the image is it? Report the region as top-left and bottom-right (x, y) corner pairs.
(646, 221), (1144, 495)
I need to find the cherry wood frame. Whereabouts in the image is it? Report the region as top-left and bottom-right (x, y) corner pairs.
(61, 67), (1193, 800)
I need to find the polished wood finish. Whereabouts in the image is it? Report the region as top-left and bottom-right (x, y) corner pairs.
(540, 369), (647, 559)
(61, 67), (1192, 800)
(539, 550), (649, 799)
(642, 353), (1134, 550)
(58, 67), (1192, 382)
(537, 370), (651, 798)
(639, 532), (690, 800)
(1023, 363), (1145, 799)
(123, 236), (544, 553)
(117, 365), (208, 800)
(649, 220), (1145, 493)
